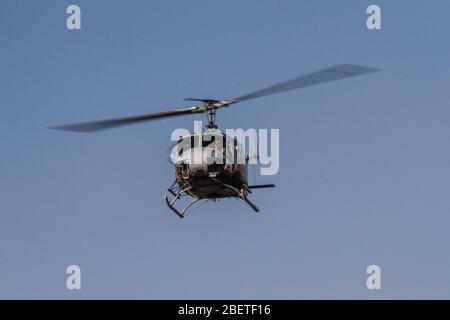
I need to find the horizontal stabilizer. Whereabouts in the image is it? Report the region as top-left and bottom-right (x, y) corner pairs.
(248, 184), (276, 189)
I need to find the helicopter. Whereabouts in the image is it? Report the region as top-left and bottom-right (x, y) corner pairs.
(51, 64), (380, 218)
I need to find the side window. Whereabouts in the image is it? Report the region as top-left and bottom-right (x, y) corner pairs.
(176, 135), (197, 156)
(225, 138), (237, 164)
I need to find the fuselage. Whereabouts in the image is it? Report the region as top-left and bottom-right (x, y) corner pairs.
(171, 130), (248, 199)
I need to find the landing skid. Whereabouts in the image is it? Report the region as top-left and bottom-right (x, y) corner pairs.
(164, 179), (275, 218)
(164, 181), (200, 218)
(165, 195), (201, 219)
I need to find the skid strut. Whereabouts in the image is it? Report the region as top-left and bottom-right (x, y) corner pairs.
(164, 178), (271, 218)
(164, 183), (198, 218)
(165, 195), (201, 219)
(210, 178), (260, 213)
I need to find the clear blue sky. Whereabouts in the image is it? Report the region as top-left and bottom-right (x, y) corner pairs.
(1, 0), (450, 299)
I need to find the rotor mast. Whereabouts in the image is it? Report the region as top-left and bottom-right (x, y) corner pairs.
(205, 105), (218, 129)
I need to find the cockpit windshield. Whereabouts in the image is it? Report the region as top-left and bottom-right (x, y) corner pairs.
(176, 133), (245, 164)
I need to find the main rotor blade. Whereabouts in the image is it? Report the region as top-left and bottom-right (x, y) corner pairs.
(231, 64), (381, 103)
(49, 106), (201, 132)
